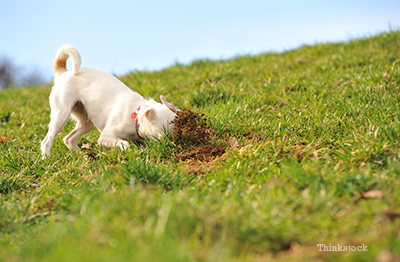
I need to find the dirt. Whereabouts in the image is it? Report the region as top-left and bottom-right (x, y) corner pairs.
(171, 108), (216, 146)
(176, 145), (226, 162)
(171, 109), (226, 169)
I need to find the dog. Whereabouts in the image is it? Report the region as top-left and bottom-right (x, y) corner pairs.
(41, 44), (177, 156)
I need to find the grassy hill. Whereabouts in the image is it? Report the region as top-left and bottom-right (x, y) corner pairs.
(1, 31), (400, 261)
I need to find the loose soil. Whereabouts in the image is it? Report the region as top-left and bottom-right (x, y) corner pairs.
(171, 109), (226, 168)
(176, 145), (226, 162)
(172, 108), (216, 146)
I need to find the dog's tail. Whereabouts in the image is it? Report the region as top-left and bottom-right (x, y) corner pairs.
(53, 44), (81, 77)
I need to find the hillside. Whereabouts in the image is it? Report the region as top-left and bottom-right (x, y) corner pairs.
(1, 31), (400, 261)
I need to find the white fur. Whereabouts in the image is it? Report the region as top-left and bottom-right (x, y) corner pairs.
(41, 44), (177, 156)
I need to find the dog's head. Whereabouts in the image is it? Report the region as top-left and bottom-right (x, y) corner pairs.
(135, 95), (177, 140)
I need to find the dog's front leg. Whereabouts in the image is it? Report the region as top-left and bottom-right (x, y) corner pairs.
(97, 133), (130, 150)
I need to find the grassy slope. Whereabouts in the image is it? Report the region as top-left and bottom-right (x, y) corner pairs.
(1, 31), (400, 261)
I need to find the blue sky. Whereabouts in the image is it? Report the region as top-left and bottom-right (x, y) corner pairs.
(1, 0), (399, 81)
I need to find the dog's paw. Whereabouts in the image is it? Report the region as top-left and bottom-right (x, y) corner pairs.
(40, 144), (51, 157)
(41, 152), (50, 159)
(118, 140), (130, 150)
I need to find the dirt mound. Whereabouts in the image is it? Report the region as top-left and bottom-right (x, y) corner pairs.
(172, 109), (216, 146)
(171, 109), (225, 162)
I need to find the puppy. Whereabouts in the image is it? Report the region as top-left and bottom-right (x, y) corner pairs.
(41, 44), (177, 156)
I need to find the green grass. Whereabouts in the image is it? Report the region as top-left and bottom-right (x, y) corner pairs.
(1, 31), (400, 261)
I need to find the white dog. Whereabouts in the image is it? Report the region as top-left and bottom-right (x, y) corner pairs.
(41, 44), (177, 156)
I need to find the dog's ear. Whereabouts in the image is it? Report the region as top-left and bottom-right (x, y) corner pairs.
(160, 95), (177, 113)
(143, 108), (155, 121)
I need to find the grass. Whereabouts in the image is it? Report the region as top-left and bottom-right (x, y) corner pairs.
(1, 31), (400, 261)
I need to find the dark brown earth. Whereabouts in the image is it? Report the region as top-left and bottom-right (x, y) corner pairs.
(171, 109), (226, 164)
(176, 145), (226, 162)
(171, 108), (216, 146)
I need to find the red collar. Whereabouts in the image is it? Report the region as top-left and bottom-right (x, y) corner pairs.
(131, 106), (144, 140)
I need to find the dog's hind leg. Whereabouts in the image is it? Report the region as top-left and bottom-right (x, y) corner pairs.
(63, 102), (94, 151)
(41, 108), (72, 156)
(63, 121), (94, 151)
